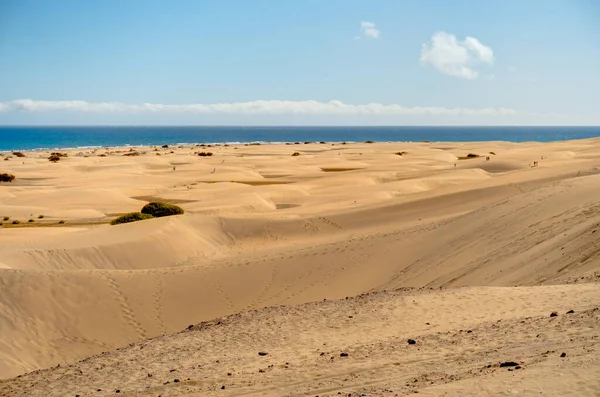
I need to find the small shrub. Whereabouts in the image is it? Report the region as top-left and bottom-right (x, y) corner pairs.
(364, 140), (374, 144)
(38, 215), (44, 219)
(395, 151), (407, 156)
(110, 212), (154, 225)
(58, 220), (65, 224)
(162, 144), (169, 149)
(12, 152), (25, 158)
(12, 220), (20, 225)
(28, 219), (34, 223)
(0, 173), (15, 182)
(489, 151), (496, 155)
(51, 152), (68, 157)
(48, 154), (61, 162)
(99, 154), (107, 157)
(319, 141), (326, 144)
(3, 216), (9, 221)
(292, 152), (300, 156)
(123, 152), (140, 157)
(198, 152), (213, 157)
(3, 158), (8, 161)
(141, 202), (184, 218)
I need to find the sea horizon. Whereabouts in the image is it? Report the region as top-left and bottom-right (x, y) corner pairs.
(1, 125), (599, 151)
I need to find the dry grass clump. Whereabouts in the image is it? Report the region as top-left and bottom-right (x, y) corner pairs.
(197, 152), (213, 157)
(110, 212), (154, 225)
(292, 152), (300, 156)
(0, 173), (15, 182)
(12, 152), (25, 158)
(364, 140), (374, 144)
(489, 151), (496, 155)
(395, 151), (407, 156)
(3, 216), (9, 221)
(123, 152), (140, 157)
(11, 220), (20, 225)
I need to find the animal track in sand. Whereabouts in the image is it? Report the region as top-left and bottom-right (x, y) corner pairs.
(99, 272), (148, 339)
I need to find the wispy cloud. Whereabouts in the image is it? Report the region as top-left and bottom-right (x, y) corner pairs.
(420, 32), (494, 80)
(0, 99), (520, 117)
(360, 21), (380, 39)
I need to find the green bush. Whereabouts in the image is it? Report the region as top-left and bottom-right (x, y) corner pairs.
(141, 202), (184, 218)
(12, 152), (25, 158)
(38, 215), (44, 219)
(28, 219), (34, 223)
(292, 152), (300, 156)
(0, 173), (15, 182)
(48, 154), (61, 162)
(12, 220), (20, 225)
(58, 220), (65, 224)
(110, 212), (154, 225)
(3, 216), (9, 221)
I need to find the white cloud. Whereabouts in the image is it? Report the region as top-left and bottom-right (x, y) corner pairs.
(420, 32), (494, 80)
(0, 99), (520, 117)
(360, 21), (380, 39)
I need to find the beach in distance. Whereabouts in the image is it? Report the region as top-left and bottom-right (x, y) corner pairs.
(2, 126), (600, 151)
(0, 137), (599, 396)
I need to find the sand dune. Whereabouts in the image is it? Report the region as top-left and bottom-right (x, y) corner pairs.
(1, 139), (599, 395)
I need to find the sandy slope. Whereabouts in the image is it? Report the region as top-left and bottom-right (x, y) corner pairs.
(1, 285), (598, 396)
(1, 139), (600, 394)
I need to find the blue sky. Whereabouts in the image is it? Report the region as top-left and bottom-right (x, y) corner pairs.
(0, 0), (598, 125)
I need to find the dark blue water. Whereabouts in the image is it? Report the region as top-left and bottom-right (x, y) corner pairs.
(0, 126), (598, 151)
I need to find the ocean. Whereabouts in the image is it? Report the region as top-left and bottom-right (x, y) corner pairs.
(0, 126), (599, 151)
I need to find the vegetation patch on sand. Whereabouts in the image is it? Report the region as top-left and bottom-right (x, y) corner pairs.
(48, 152), (68, 162)
(141, 202), (185, 218)
(110, 202), (185, 225)
(110, 212), (154, 225)
(0, 173), (15, 182)
(12, 152), (25, 158)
